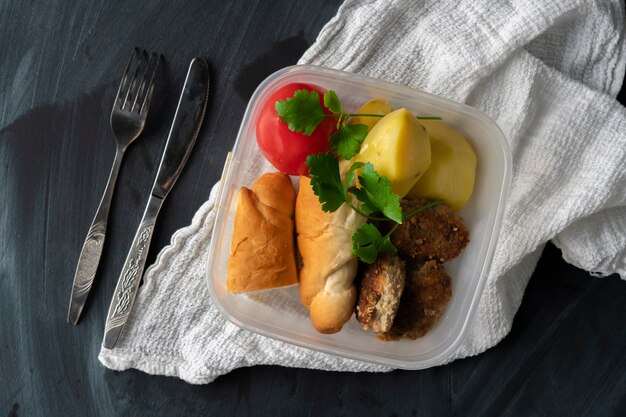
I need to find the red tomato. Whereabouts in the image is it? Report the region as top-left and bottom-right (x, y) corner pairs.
(256, 83), (337, 176)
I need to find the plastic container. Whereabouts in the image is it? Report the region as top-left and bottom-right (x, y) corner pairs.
(206, 65), (511, 369)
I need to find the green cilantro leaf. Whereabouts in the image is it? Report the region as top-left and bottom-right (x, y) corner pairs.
(352, 163), (403, 223)
(306, 153), (402, 263)
(329, 124), (368, 160)
(344, 162), (364, 193)
(275, 89), (325, 135)
(305, 153), (346, 212)
(351, 224), (397, 264)
(323, 90), (343, 115)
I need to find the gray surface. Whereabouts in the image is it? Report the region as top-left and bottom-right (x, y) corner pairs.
(1, 1), (626, 416)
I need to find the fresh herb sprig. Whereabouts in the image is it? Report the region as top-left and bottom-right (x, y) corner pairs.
(276, 89), (440, 160)
(306, 153), (442, 263)
(277, 89), (442, 263)
(351, 200), (444, 263)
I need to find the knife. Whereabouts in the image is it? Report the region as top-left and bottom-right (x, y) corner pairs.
(102, 58), (209, 349)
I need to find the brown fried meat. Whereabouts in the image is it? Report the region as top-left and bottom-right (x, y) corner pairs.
(355, 254), (405, 334)
(380, 260), (452, 341)
(392, 198), (470, 262)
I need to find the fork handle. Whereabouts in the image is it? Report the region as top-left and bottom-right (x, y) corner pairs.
(102, 194), (163, 349)
(67, 147), (125, 325)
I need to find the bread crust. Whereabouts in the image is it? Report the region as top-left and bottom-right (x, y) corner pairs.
(296, 176), (366, 333)
(227, 173), (297, 293)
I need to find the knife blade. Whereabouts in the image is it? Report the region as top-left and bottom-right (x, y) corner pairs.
(102, 57), (209, 349)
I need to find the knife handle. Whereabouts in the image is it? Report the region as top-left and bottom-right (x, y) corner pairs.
(102, 194), (162, 349)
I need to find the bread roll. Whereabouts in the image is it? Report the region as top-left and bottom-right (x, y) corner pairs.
(296, 176), (366, 333)
(227, 173), (297, 293)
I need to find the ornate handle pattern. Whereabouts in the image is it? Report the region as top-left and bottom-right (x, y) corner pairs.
(69, 222), (106, 302)
(102, 195), (162, 349)
(68, 148), (124, 325)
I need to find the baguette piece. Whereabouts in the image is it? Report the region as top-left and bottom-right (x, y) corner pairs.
(296, 176), (366, 333)
(227, 173), (297, 293)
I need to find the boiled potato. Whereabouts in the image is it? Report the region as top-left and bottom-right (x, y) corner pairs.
(348, 99), (392, 131)
(407, 120), (477, 211)
(355, 108), (431, 197)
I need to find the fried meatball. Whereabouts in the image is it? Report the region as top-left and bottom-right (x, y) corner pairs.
(380, 260), (451, 341)
(356, 254), (406, 334)
(392, 198), (469, 262)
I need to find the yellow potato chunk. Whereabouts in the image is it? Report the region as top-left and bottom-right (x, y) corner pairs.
(348, 99), (392, 131)
(407, 120), (477, 211)
(355, 108), (431, 198)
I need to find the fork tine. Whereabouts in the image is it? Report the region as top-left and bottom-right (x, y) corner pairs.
(122, 49), (146, 110)
(114, 47), (138, 109)
(139, 53), (161, 117)
(131, 52), (156, 113)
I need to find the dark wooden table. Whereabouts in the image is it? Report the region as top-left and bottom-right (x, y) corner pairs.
(2, 1), (625, 416)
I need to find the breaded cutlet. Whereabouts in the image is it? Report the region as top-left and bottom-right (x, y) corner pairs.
(391, 198), (469, 262)
(380, 260), (451, 341)
(356, 254), (406, 334)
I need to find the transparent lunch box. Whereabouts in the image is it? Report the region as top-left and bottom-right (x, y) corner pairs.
(206, 65), (511, 369)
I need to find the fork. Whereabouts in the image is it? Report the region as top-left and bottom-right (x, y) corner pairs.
(67, 48), (160, 325)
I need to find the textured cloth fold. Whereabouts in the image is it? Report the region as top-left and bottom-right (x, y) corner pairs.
(99, 0), (626, 384)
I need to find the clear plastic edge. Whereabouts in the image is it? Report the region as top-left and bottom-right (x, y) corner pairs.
(433, 120), (512, 367)
(206, 64), (513, 369)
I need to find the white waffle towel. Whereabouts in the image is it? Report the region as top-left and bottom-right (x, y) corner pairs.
(100, 0), (626, 383)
